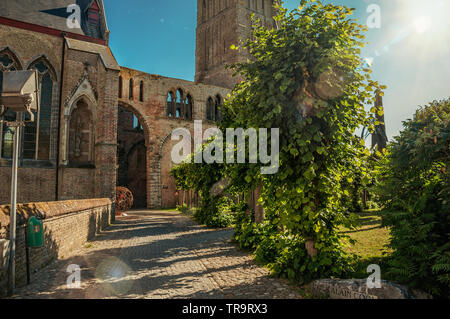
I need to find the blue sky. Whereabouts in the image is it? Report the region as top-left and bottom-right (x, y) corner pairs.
(104, 0), (450, 140)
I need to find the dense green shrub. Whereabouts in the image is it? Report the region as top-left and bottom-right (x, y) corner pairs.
(268, 235), (357, 283)
(176, 204), (190, 214)
(190, 197), (233, 228)
(233, 204), (357, 282)
(377, 99), (449, 298)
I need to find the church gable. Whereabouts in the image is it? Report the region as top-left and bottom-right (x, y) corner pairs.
(0, 0), (108, 40)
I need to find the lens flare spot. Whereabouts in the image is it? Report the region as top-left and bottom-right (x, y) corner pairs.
(95, 257), (134, 296)
(413, 16), (432, 34)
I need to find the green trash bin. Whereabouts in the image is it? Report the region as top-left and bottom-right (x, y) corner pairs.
(27, 217), (43, 248)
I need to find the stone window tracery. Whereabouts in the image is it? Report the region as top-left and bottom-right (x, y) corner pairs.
(167, 89), (192, 120)
(0, 51), (55, 161)
(26, 58), (55, 160)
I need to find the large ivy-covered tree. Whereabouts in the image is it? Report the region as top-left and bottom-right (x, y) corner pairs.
(173, 0), (383, 281)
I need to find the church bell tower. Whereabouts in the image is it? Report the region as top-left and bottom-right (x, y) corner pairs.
(195, 0), (276, 89)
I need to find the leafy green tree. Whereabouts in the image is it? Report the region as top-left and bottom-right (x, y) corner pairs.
(222, 0), (381, 279)
(173, 0), (383, 281)
(377, 99), (449, 298)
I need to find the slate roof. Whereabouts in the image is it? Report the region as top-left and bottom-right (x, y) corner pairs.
(0, 0), (108, 40)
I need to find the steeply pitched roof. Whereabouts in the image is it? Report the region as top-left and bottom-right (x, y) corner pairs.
(66, 37), (119, 71)
(0, 0), (108, 40)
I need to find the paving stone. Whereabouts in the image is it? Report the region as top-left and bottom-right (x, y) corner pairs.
(11, 210), (302, 299)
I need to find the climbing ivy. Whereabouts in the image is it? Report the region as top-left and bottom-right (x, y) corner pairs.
(173, 0), (383, 281)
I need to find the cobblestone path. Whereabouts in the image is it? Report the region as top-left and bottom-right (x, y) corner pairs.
(12, 210), (302, 299)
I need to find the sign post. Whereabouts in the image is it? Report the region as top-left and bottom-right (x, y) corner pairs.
(7, 113), (23, 295)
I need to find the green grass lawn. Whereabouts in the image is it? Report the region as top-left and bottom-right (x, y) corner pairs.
(341, 210), (393, 278)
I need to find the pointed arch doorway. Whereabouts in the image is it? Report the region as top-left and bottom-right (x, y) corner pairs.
(117, 103), (149, 209)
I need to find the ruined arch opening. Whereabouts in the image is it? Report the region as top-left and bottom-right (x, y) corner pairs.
(117, 104), (148, 208)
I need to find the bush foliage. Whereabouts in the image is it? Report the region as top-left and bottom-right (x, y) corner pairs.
(377, 99), (449, 298)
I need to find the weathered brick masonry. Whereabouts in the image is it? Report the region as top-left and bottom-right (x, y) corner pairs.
(0, 20), (119, 205)
(0, 198), (112, 296)
(0, 0), (277, 210)
(118, 68), (228, 209)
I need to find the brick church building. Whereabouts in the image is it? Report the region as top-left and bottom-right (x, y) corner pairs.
(0, 1), (276, 209)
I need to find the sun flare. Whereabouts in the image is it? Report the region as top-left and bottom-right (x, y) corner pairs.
(401, 0), (449, 37)
(413, 16), (432, 34)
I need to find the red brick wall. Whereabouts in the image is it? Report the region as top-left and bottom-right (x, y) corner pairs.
(0, 167), (98, 205)
(0, 198), (112, 296)
(58, 168), (95, 201)
(0, 167), (56, 205)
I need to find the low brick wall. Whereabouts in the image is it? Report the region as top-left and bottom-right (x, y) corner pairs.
(0, 198), (112, 296)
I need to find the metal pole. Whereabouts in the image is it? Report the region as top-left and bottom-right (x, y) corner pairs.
(7, 112), (22, 296)
(24, 226), (31, 285)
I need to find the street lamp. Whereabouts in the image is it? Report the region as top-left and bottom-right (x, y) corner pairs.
(0, 70), (39, 296)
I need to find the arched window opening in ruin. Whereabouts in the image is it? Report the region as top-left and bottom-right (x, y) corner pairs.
(129, 78), (134, 99)
(117, 105), (147, 208)
(118, 76), (123, 98)
(25, 57), (56, 161)
(139, 80), (144, 102)
(167, 91), (175, 117)
(132, 114), (143, 132)
(0, 48), (22, 159)
(176, 89), (184, 118)
(68, 99), (94, 166)
(185, 94), (193, 120)
(206, 97), (214, 121)
(215, 94), (222, 122)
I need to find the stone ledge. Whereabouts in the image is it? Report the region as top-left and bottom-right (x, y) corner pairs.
(306, 279), (433, 299)
(0, 198), (112, 231)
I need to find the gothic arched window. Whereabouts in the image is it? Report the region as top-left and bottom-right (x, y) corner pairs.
(175, 89), (184, 118)
(139, 81), (144, 102)
(27, 58), (56, 160)
(185, 94), (193, 120)
(215, 94), (222, 122)
(0, 48), (22, 159)
(206, 97), (214, 121)
(167, 91), (175, 117)
(129, 78), (134, 99)
(206, 95), (223, 122)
